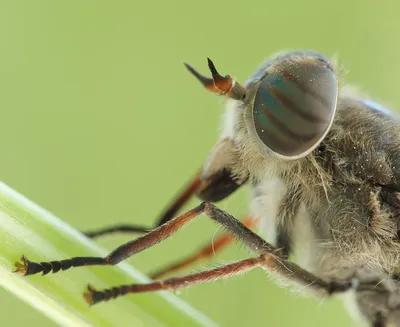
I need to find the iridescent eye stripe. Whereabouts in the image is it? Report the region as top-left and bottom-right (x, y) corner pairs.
(269, 86), (327, 123)
(254, 70), (328, 138)
(259, 103), (316, 141)
(281, 69), (331, 109)
(254, 124), (294, 154)
(253, 61), (337, 158)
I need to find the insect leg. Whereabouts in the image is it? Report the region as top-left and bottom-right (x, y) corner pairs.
(16, 202), (269, 276)
(371, 313), (387, 327)
(149, 216), (257, 279)
(83, 137), (247, 240)
(82, 169), (202, 238)
(84, 250), (351, 305)
(14, 203), (199, 276)
(21, 202), (348, 297)
(84, 137), (247, 240)
(134, 204), (351, 297)
(83, 224), (150, 237)
(84, 256), (265, 305)
(16, 202), (353, 304)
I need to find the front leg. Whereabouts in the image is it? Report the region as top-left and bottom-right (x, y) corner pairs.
(15, 202), (269, 275)
(16, 202), (351, 306)
(82, 138), (249, 240)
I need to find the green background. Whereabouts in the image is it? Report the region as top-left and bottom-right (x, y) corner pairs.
(0, 1), (399, 326)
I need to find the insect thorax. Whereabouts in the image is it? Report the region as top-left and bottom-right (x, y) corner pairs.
(222, 87), (400, 278)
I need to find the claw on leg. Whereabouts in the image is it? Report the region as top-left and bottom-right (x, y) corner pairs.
(14, 256), (29, 275)
(84, 284), (100, 306)
(84, 284), (132, 306)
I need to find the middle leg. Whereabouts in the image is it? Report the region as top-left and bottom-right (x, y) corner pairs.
(85, 251), (352, 305)
(149, 216), (257, 279)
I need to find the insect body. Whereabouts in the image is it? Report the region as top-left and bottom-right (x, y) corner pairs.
(15, 50), (400, 327)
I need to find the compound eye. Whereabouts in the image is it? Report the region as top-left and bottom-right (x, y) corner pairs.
(253, 61), (337, 158)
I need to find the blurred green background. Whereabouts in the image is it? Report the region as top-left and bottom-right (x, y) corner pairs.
(1, 1), (399, 326)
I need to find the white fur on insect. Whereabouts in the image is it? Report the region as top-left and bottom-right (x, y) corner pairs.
(202, 51), (400, 326)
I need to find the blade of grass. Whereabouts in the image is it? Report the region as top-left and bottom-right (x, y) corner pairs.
(0, 182), (217, 327)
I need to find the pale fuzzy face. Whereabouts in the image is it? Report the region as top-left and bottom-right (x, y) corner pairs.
(219, 98), (284, 181)
(218, 57), (337, 181)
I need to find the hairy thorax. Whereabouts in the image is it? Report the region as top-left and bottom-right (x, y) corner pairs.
(227, 93), (400, 283)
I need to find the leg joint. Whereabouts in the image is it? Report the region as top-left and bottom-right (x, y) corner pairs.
(198, 201), (212, 213)
(105, 255), (117, 265)
(259, 253), (278, 268)
(327, 281), (352, 295)
(201, 201), (217, 215)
